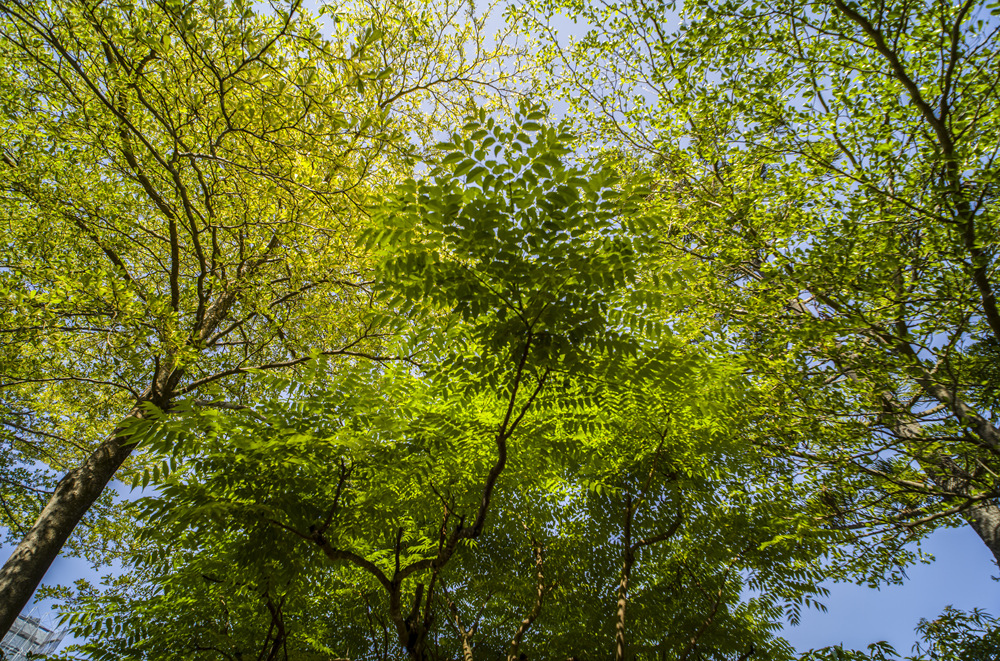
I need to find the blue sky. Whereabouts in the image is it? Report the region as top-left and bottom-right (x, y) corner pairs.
(5, 522), (997, 656)
(782, 526), (999, 654)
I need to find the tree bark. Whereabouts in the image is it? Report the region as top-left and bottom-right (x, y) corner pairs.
(615, 495), (634, 661)
(443, 584), (478, 661)
(615, 557), (632, 661)
(0, 423), (138, 634)
(507, 543), (546, 661)
(961, 501), (1000, 566)
(459, 625), (475, 661)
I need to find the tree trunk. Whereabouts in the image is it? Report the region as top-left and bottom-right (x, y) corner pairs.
(615, 495), (634, 661)
(461, 633), (475, 661)
(0, 426), (137, 634)
(931, 460), (1000, 567)
(615, 559), (632, 661)
(507, 543), (546, 661)
(406, 641), (428, 661)
(389, 581), (429, 661)
(962, 501), (1000, 566)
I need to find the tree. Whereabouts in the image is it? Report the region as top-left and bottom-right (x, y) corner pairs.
(0, 0), (522, 633)
(52, 351), (821, 661)
(513, 0), (1000, 571)
(912, 607), (1000, 661)
(488, 360), (824, 661)
(45, 111), (826, 661)
(52, 107), (654, 660)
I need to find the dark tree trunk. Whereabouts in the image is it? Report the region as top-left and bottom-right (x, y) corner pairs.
(0, 428), (136, 633)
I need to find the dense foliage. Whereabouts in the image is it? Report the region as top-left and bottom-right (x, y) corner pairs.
(516, 0), (1000, 576)
(0, 0), (998, 659)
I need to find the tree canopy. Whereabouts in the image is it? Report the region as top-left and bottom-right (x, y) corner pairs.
(516, 0), (1000, 569)
(0, 0), (521, 631)
(1, 0), (999, 659)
